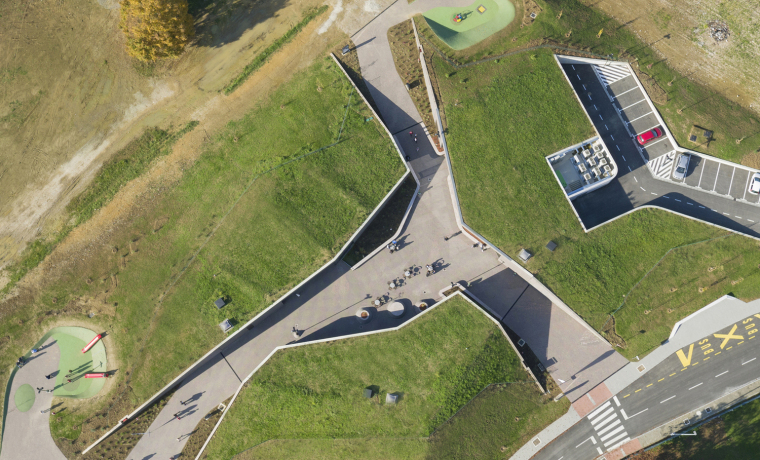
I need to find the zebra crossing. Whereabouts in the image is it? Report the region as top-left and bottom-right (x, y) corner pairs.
(593, 63), (631, 87)
(586, 399), (631, 452)
(648, 151), (675, 179)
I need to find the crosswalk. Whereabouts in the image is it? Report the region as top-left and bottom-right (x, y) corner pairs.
(587, 400), (631, 452)
(594, 63), (631, 87)
(648, 151), (675, 179)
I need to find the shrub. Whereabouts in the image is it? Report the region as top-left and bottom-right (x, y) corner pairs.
(119, 0), (195, 61)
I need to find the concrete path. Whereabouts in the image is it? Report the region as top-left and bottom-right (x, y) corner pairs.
(0, 336), (66, 460)
(126, 4), (629, 458)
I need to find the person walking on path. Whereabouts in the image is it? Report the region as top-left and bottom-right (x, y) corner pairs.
(174, 412), (181, 421)
(45, 373), (54, 380)
(31, 348), (38, 354)
(37, 387), (43, 394)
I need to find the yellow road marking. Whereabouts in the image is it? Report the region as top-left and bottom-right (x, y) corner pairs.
(715, 351), (722, 355)
(751, 336), (756, 340)
(676, 344), (694, 367)
(647, 384), (653, 387)
(715, 324), (743, 349)
(693, 362), (699, 366)
(635, 389), (642, 393)
(727, 346), (733, 350)
(739, 341), (745, 345)
(623, 394), (630, 398)
(704, 357), (710, 361)
(681, 368), (687, 371)
(670, 373), (676, 377)
(658, 378), (665, 382)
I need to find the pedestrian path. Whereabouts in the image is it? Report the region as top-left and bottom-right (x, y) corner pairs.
(593, 63), (631, 87)
(648, 151), (675, 179)
(587, 398), (631, 452)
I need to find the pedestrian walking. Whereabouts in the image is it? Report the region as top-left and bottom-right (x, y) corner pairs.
(174, 412), (181, 420)
(45, 373), (54, 380)
(31, 348), (38, 354)
(409, 131), (413, 137)
(67, 379), (71, 383)
(37, 387), (43, 394)
(414, 135), (418, 143)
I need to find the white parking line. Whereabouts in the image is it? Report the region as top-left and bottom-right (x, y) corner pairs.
(744, 174), (751, 200)
(660, 395), (676, 404)
(572, 65), (576, 70)
(651, 192), (658, 196)
(742, 358), (756, 365)
(594, 104), (598, 110)
(711, 209), (718, 212)
(622, 155), (626, 161)
(675, 199), (682, 202)
(616, 145), (620, 151)
(687, 202), (693, 205)
(640, 187), (646, 191)
(663, 196), (670, 199)
(627, 111), (653, 123)
(689, 383), (703, 390)
(749, 219), (756, 223)
(634, 176), (638, 182)
(716, 371), (728, 378)
(577, 75), (581, 81)
(642, 136), (669, 148)
(583, 84), (586, 90)
(712, 163), (721, 191)
(615, 86), (639, 97)
(589, 94), (593, 100)
(724, 212), (730, 215)
(628, 166), (632, 172)
(610, 134), (615, 140)
(728, 167), (736, 195)
(698, 160), (706, 187)
(736, 216), (742, 219)
(605, 124), (609, 130)
(599, 114), (604, 120)
(621, 98), (647, 110)
(699, 206), (705, 209)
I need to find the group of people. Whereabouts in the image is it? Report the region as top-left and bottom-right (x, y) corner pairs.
(387, 239), (399, 254)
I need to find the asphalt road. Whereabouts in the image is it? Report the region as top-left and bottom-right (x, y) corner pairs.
(533, 314), (760, 460)
(560, 63), (760, 238)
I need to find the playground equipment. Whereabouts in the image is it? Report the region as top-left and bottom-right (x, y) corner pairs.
(85, 373), (110, 379)
(454, 13), (464, 22)
(82, 334), (102, 353)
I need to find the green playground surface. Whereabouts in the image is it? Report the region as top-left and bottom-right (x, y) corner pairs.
(14, 384), (35, 412)
(422, 0), (515, 50)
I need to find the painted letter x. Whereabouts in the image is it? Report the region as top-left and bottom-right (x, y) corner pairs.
(714, 324), (743, 349)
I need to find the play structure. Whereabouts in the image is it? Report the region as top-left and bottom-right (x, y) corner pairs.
(82, 333), (102, 353)
(85, 373), (110, 379)
(423, 0), (516, 50)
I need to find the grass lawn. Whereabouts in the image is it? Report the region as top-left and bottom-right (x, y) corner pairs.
(434, 49), (760, 359)
(641, 396), (760, 460)
(0, 55), (405, 450)
(416, 0), (760, 164)
(204, 295), (557, 459)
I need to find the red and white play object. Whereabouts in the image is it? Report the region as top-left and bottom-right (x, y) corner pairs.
(85, 373), (109, 379)
(81, 334), (102, 353)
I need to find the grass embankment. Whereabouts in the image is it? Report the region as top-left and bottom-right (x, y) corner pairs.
(640, 396), (760, 460)
(434, 49), (760, 359)
(3, 56), (404, 452)
(416, 0), (760, 164)
(205, 295), (561, 459)
(224, 5), (328, 94)
(1, 122), (198, 295)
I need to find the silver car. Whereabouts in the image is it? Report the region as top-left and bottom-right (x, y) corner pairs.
(749, 172), (760, 194)
(672, 154), (690, 181)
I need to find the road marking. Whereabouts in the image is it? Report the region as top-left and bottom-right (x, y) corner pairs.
(646, 383), (653, 387)
(712, 209), (718, 212)
(596, 447), (603, 455)
(589, 94), (593, 100)
(576, 436), (596, 448)
(715, 324), (744, 349)
(687, 202), (693, 205)
(605, 124), (609, 130)
(628, 111), (653, 123)
(597, 421), (622, 437)
(640, 187), (646, 191)
(739, 341), (745, 345)
(689, 383), (702, 390)
(634, 176), (638, 182)
(621, 408), (648, 420)
(683, 367), (688, 371)
(670, 373), (676, 377)
(621, 98), (647, 110)
(704, 356), (710, 361)
(607, 437), (631, 451)
(728, 167), (736, 194)
(676, 344), (694, 367)
(715, 351), (721, 355)
(611, 134), (615, 140)
(743, 358), (756, 365)
(675, 199), (682, 202)
(577, 75), (581, 81)
(736, 216), (742, 219)
(623, 394), (630, 398)
(727, 346), (733, 350)
(599, 114), (604, 120)
(616, 145), (620, 151)
(616, 86), (639, 97)
(743, 173), (751, 200)
(724, 212), (730, 215)
(635, 389), (642, 393)
(699, 206), (705, 209)
(628, 166), (632, 172)
(716, 371), (728, 378)
(600, 426), (626, 442)
(658, 378), (665, 382)
(660, 395), (676, 404)
(572, 65), (576, 70)
(614, 396), (620, 407)
(592, 412), (617, 428)
(698, 160), (706, 187)
(713, 163), (721, 191)
(749, 220), (756, 223)
(587, 401), (612, 420)
(651, 192), (658, 196)
(642, 136), (669, 148)
(594, 104), (598, 110)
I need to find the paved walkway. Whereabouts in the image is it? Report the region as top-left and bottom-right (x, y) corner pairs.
(0, 337), (66, 460)
(123, 4), (628, 458)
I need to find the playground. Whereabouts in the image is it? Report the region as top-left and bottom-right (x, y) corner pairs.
(422, 0), (516, 50)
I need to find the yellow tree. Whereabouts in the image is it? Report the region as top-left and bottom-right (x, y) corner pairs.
(119, 0), (195, 61)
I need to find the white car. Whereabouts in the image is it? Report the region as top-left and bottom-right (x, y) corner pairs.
(749, 172), (760, 194)
(672, 154), (690, 181)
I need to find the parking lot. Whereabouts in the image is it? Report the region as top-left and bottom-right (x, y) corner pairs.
(683, 156), (760, 204)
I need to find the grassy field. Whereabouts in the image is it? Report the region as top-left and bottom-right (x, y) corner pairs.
(204, 295), (556, 459)
(434, 48), (760, 359)
(416, 0), (760, 165)
(640, 396), (760, 460)
(0, 55), (405, 451)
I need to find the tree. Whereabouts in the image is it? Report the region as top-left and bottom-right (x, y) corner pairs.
(119, 0), (195, 62)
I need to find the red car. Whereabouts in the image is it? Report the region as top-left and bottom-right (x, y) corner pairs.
(637, 127), (663, 145)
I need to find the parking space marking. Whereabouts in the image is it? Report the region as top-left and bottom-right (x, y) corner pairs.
(660, 396), (676, 404)
(642, 136), (669, 148)
(640, 187), (646, 191)
(628, 111), (654, 123)
(622, 155), (626, 161)
(577, 75), (581, 80)
(711, 209), (718, 212)
(621, 99), (646, 110)
(594, 104), (598, 110)
(698, 162), (706, 187)
(651, 192), (658, 196)
(674, 199), (681, 202)
(699, 206), (705, 209)
(599, 114), (604, 120)
(589, 94), (593, 101)
(743, 358), (756, 365)
(689, 383), (702, 390)
(713, 164), (721, 191)
(736, 216), (742, 219)
(743, 174), (751, 200)
(583, 84), (586, 90)
(716, 371), (728, 378)
(615, 86), (639, 97)
(616, 145), (620, 151)
(728, 167), (736, 195)
(634, 175), (637, 182)
(663, 196), (670, 199)
(605, 124), (609, 130)
(724, 212), (730, 215)
(687, 202), (693, 205)
(611, 134), (615, 140)
(628, 166), (632, 172)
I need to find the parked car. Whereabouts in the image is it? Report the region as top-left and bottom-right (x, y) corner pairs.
(672, 153), (690, 181)
(749, 172), (760, 194)
(637, 127), (663, 145)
